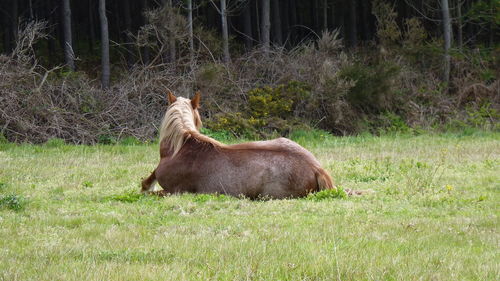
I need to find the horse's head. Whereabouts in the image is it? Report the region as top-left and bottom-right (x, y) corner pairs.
(167, 91), (202, 131)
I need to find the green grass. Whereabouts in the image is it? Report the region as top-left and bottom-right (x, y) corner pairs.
(0, 133), (499, 280)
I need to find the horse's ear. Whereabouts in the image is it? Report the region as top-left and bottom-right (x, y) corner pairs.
(191, 91), (201, 109)
(167, 91), (177, 104)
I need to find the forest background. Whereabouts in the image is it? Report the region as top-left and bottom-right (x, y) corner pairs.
(0, 0), (498, 144)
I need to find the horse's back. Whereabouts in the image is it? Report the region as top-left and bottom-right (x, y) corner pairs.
(227, 137), (321, 166)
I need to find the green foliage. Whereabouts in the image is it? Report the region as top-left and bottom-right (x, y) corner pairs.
(480, 68), (496, 83)
(0, 194), (26, 211)
(466, 0), (500, 26)
(338, 62), (400, 112)
(248, 81), (310, 121)
(375, 112), (413, 135)
(248, 86), (294, 119)
(207, 112), (258, 139)
(206, 81), (312, 138)
(305, 188), (347, 201)
(98, 134), (117, 145)
(372, 0), (401, 47)
(466, 103), (499, 130)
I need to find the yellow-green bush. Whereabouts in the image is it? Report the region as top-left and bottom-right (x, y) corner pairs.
(205, 81), (312, 138)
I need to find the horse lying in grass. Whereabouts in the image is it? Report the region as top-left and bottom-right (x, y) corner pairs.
(141, 92), (337, 199)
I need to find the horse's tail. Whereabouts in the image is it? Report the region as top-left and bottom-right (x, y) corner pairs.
(141, 169), (157, 193)
(316, 168), (336, 190)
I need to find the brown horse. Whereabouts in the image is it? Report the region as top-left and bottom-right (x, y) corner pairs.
(141, 92), (336, 199)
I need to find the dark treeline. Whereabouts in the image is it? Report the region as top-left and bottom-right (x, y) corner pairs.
(1, 0), (497, 69)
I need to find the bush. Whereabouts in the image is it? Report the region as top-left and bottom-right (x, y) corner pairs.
(206, 112), (258, 139)
(338, 62), (400, 113)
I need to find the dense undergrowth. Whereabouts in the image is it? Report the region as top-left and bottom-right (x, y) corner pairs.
(0, 4), (498, 144)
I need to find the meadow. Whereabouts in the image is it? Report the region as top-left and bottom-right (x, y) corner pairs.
(0, 132), (498, 280)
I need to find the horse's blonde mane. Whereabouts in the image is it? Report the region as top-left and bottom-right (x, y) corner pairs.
(159, 97), (222, 156)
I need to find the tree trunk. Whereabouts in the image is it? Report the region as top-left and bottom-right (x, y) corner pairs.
(141, 0), (151, 65)
(280, 0), (289, 45)
(271, 0), (282, 45)
(88, 0), (96, 55)
(242, 1), (253, 51)
(348, 0), (357, 47)
(1, 0), (12, 53)
(123, 0), (134, 68)
(254, 0), (261, 41)
(46, 0), (56, 60)
(220, 0), (230, 63)
(323, 0), (328, 31)
(337, 0), (345, 40)
(289, 0), (297, 44)
(62, 0), (75, 71)
(441, 0), (452, 86)
(456, 0), (463, 49)
(330, 0), (336, 30)
(311, 0), (319, 33)
(8, 0), (19, 53)
(167, 0), (176, 63)
(261, 0), (270, 52)
(99, 0), (110, 89)
(28, 0), (34, 20)
(187, 0), (194, 58)
(488, 0), (494, 47)
(360, 0), (371, 40)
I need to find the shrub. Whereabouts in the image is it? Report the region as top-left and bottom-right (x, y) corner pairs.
(206, 112), (258, 139)
(338, 62), (400, 113)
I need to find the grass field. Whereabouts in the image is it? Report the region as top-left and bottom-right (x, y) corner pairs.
(0, 132), (499, 280)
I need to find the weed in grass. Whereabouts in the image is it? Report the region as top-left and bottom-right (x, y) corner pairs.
(0, 194), (26, 211)
(82, 181), (94, 188)
(305, 188), (347, 201)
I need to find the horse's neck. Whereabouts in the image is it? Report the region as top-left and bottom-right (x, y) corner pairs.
(160, 131), (223, 159)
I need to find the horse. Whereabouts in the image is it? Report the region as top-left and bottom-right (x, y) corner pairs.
(141, 91), (336, 199)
